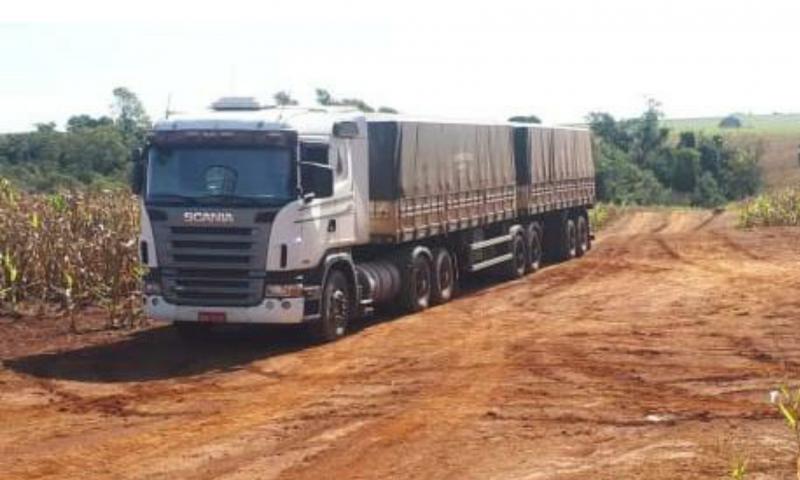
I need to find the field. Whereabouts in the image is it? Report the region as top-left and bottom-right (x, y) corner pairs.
(2, 209), (800, 479)
(665, 113), (800, 190)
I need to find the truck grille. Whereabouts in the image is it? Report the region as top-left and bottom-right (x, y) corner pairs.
(153, 220), (271, 307)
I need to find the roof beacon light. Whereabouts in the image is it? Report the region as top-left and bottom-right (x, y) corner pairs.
(211, 97), (262, 111)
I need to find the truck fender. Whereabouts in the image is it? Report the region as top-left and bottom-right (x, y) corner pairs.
(320, 252), (359, 305)
(508, 224), (526, 239)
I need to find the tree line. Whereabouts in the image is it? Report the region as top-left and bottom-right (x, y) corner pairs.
(589, 100), (761, 207)
(0, 90), (762, 206)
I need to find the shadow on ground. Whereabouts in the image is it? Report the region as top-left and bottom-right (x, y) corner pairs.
(2, 324), (321, 383)
(2, 261), (563, 385)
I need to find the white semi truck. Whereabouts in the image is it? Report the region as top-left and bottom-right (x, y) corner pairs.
(131, 97), (595, 342)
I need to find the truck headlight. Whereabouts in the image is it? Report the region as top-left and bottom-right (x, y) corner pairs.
(264, 283), (304, 298)
(144, 281), (162, 296)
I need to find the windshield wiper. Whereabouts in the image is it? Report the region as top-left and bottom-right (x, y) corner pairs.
(147, 194), (198, 205)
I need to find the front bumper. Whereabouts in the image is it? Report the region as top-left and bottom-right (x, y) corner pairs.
(144, 296), (307, 324)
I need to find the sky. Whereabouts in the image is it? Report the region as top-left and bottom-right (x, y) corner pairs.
(1, 0), (799, 132)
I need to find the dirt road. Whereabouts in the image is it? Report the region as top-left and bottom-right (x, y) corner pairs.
(2, 209), (800, 479)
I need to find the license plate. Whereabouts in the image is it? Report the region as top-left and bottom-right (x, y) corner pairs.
(198, 311), (227, 323)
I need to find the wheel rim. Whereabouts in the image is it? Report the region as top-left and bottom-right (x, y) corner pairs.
(530, 235), (541, 268)
(439, 258), (453, 293)
(415, 265), (430, 302)
(579, 224), (588, 252)
(514, 239), (526, 273)
(568, 224), (577, 256)
(328, 288), (349, 336)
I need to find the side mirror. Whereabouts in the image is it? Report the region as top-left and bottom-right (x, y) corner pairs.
(332, 121), (359, 138)
(300, 162), (333, 200)
(130, 147), (143, 163)
(130, 161), (145, 195)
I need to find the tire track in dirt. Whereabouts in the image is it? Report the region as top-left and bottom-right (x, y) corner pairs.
(3, 209), (800, 479)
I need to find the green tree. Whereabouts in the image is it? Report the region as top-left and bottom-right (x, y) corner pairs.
(670, 148), (701, 192)
(273, 91), (298, 106)
(508, 115), (541, 124)
(62, 125), (128, 180)
(111, 87), (151, 147)
(719, 115), (742, 128)
(692, 171), (725, 207)
(67, 114), (114, 132)
(314, 88), (375, 112)
(378, 106), (399, 114)
(595, 140), (669, 205)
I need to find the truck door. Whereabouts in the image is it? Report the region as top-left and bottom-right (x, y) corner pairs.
(298, 140), (356, 260)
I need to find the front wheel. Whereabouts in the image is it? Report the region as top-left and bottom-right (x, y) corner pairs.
(308, 270), (352, 343)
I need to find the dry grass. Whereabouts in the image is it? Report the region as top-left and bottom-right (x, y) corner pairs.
(0, 178), (142, 328)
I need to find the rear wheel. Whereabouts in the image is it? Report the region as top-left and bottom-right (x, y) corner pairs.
(431, 248), (455, 305)
(308, 270), (351, 343)
(507, 233), (527, 279)
(526, 223), (543, 273)
(576, 215), (589, 257)
(402, 251), (432, 312)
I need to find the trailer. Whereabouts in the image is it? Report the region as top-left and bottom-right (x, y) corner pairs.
(131, 98), (595, 342)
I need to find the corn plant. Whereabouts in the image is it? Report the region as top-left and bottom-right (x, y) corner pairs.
(739, 188), (800, 227)
(0, 178), (142, 328)
(729, 457), (747, 480)
(771, 386), (800, 480)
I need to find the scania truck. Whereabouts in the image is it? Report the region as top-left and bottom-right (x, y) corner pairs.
(131, 97), (595, 342)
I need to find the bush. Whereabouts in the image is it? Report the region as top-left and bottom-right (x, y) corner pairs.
(739, 188), (800, 227)
(589, 104), (763, 209)
(719, 115), (743, 128)
(670, 148), (701, 192)
(692, 172), (726, 207)
(595, 141), (670, 205)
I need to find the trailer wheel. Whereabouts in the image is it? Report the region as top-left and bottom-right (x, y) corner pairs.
(402, 251), (432, 312)
(308, 270), (351, 343)
(562, 218), (578, 260)
(431, 248), (455, 305)
(576, 215), (589, 257)
(507, 233), (527, 279)
(526, 223), (543, 273)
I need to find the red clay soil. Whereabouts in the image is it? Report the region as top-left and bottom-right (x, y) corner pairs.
(2, 209), (800, 479)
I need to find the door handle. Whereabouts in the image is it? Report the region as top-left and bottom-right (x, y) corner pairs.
(327, 219), (336, 233)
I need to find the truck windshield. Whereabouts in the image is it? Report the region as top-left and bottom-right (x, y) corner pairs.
(146, 146), (294, 206)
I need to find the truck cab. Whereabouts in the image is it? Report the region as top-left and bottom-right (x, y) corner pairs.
(133, 97), (369, 341)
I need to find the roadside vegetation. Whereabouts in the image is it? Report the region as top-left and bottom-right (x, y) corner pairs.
(738, 187), (800, 227)
(589, 100), (763, 209)
(0, 179), (140, 328)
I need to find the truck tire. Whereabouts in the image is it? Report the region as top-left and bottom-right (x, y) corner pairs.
(526, 222), (543, 273)
(431, 247), (455, 305)
(576, 215), (589, 257)
(402, 251), (432, 312)
(308, 270), (351, 343)
(560, 218), (578, 260)
(507, 233), (527, 279)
